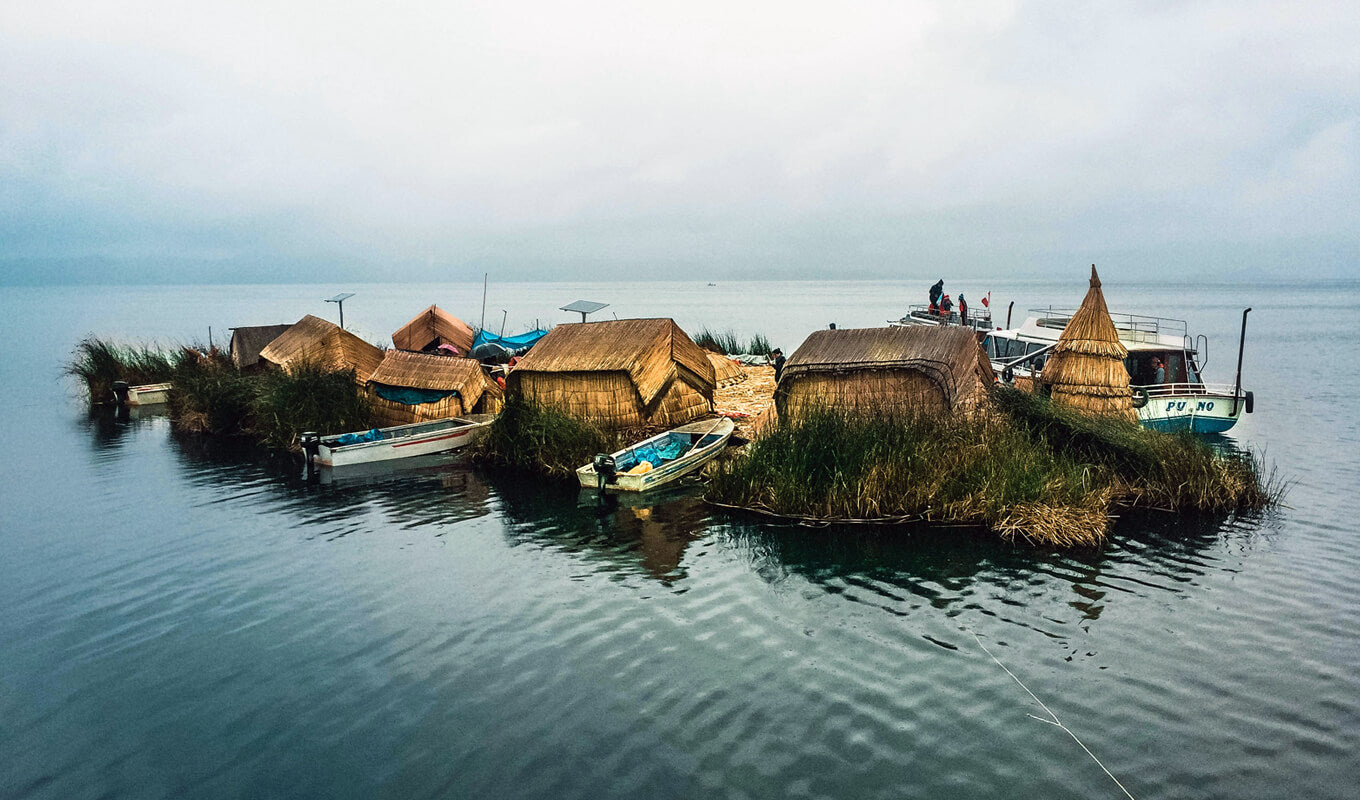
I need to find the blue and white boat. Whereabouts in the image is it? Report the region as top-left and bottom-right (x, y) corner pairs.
(577, 417), (735, 492)
(984, 308), (1254, 434)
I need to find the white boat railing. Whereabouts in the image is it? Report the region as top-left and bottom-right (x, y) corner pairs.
(1029, 307), (1187, 343)
(893, 304), (994, 332)
(1134, 382), (1242, 398)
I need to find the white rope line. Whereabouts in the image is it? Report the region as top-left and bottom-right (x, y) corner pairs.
(971, 631), (1137, 800)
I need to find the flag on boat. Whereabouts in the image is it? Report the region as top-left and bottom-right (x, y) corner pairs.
(981, 292), (990, 307)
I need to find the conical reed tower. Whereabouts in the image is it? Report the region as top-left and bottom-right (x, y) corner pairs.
(1039, 266), (1137, 422)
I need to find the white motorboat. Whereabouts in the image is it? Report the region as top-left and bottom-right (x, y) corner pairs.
(577, 417), (735, 492)
(985, 308), (1254, 434)
(311, 414), (494, 468)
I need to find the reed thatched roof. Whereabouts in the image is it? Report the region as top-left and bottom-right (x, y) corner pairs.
(706, 352), (747, 387)
(782, 325), (995, 406)
(508, 318), (716, 404)
(368, 350), (499, 408)
(258, 314), (384, 383)
(392, 305), (475, 353)
(1040, 266), (1137, 420)
(229, 324), (292, 369)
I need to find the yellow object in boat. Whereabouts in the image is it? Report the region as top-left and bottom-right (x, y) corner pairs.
(627, 461), (653, 475)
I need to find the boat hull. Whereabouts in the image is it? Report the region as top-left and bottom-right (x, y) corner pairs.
(578, 418), (735, 492)
(1137, 391), (1246, 434)
(127, 383), (172, 406)
(317, 415), (493, 468)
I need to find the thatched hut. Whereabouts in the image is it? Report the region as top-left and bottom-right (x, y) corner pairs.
(392, 305), (475, 354)
(505, 318), (716, 428)
(706, 352), (747, 388)
(775, 325), (995, 419)
(366, 350), (503, 427)
(1039, 266), (1137, 421)
(229, 324), (292, 371)
(258, 314), (383, 384)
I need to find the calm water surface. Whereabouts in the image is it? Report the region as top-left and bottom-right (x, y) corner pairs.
(1, 279), (1357, 799)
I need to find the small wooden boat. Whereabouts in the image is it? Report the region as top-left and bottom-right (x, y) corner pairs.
(577, 417), (735, 492)
(126, 382), (172, 406)
(314, 414), (494, 468)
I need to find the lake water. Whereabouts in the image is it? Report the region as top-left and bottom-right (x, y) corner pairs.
(1, 278), (1357, 799)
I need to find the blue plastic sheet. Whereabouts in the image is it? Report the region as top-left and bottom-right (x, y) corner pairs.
(334, 428), (386, 446)
(372, 384), (458, 406)
(473, 329), (548, 351)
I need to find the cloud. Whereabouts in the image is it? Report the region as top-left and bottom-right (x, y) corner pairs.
(1, 0), (1357, 283)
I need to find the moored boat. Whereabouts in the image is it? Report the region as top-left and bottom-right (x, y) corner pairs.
(124, 382), (172, 406)
(578, 417), (735, 492)
(985, 308), (1254, 434)
(312, 414), (494, 468)
(888, 303), (995, 335)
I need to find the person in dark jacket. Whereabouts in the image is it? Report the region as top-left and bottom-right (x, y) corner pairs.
(770, 348), (786, 382)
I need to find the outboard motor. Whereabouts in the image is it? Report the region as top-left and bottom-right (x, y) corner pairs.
(111, 380), (130, 406)
(300, 431), (321, 478)
(592, 453), (616, 490)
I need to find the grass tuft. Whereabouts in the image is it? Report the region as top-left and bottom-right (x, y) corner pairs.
(67, 336), (177, 402)
(473, 394), (619, 478)
(694, 327), (773, 356)
(708, 392), (1278, 547)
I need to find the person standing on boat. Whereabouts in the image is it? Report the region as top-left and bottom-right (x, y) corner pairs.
(1151, 356), (1166, 384)
(940, 294), (954, 320)
(959, 294), (969, 326)
(770, 348), (786, 382)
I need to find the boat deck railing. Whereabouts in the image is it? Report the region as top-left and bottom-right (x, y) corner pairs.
(1029, 307), (1187, 342)
(893, 304), (995, 332)
(1134, 382), (1242, 398)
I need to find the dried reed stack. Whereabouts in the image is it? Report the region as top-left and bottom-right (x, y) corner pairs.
(505, 318), (716, 429)
(706, 352), (747, 388)
(775, 325), (995, 420)
(366, 350), (503, 427)
(1039, 266), (1137, 422)
(258, 314), (383, 384)
(392, 305), (475, 353)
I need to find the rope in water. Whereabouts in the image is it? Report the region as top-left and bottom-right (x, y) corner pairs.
(970, 632), (1137, 800)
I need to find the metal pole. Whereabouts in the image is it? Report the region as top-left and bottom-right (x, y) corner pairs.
(1230, 307), (1250, 415)
(480, 273), (488, 334)
(500, 309), (508, 339)
(1006, 301), (1014, 329)
(338, 300), (345, 330)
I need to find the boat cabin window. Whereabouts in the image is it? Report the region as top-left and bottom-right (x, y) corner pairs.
(1127, 351), (1191, 385)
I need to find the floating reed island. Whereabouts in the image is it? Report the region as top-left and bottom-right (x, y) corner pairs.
(70, 273), (1276, 548)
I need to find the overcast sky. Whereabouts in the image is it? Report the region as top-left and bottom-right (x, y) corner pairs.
(2, 1), (1357, 284)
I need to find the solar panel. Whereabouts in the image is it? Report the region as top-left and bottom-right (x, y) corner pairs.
(559, 300), (608, 314)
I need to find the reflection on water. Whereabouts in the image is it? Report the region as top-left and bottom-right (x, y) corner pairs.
(12, 278), (1359, 799)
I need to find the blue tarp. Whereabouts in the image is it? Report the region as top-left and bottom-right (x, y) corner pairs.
(621, 437), (689, 469)
(373, 384), (459, 406)
(473, 328), (548, 351)
(334, 428), (386, 446)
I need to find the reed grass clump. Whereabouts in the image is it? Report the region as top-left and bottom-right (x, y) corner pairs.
(168, 348), (257, 436)
(708, 392), (1278, 547)
(474, 394), (619, 478)
(252, 361), (370, 448)
(694, 327), (772, 356)
(707, 407), (1108, 545)
(67, 336), (177, 402)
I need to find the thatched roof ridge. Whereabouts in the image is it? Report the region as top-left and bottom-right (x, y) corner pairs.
(259, 314), (384, 383)
(785, 325), (994, 375)
(508, 318), (715, 404)
(782, 325), (995, 410)
(229, 324), (292, 369)
(392, 305), (475, 353)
